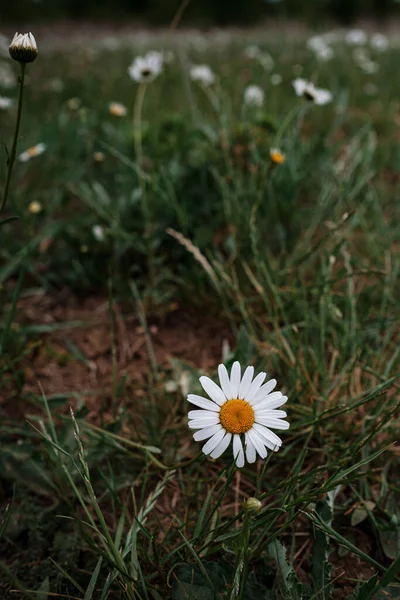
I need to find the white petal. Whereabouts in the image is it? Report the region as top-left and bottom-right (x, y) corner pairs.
(247, 429), (267, 459)
(210, 432), (232, 458)
(244, 433), (257, 463)
(188, 410), (218, 420)
(253, 391), (282, 409)
(246, 372), (267, 401)
(259, 395), (288, 411)
(254, 408), (287, 419)
(193, 424), (222, 441)
(199, 376), (227, 406)
(187, 394), (220, 411)
(232, 434), (245, 468)
(238, 366), (254, 399)
(252, 423), (281, 451)
(202, 429), (226, 455)
(250, 379), (277, 405)
(218, 364), (232, 399)
(188, 416), (220, 429)
(230, 361), (241, 398)
(260, 418), (290, 430)
(252, 423), (282, 447)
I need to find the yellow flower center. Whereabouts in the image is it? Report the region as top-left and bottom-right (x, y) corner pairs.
(270, 151), (285, 165)
(219, 399), (255, 434)
(28, 146), (39, 157)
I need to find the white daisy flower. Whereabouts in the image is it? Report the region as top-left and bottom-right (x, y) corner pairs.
(9, 32), (38, 63)
(345, 29), (367, 45)
(293, 78), (332, 105)
(244, 85), (264, 107)
(0, 96), (12, 109)
(128, 51), (163, 83)
(189, 64), (216, 86)
(188, 361), (289, 468)
(18, 143), (46, 162)
(370, 33), (389, 52)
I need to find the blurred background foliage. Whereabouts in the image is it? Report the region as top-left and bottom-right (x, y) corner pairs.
(1, 0), (399, 25)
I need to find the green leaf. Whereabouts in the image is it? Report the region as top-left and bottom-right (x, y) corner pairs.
(36, 577), (50, 600)
(268, 539), (303, 600)
(351, 501), (376, 527)
(83, 557), (103, 600)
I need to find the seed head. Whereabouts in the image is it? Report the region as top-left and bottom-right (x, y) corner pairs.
(9, 32), (38, 64)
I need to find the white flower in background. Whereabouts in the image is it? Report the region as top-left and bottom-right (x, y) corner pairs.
(293, 78), (332, 105)
(108, 101), (127, 117)
(360, 61), (380, 75)
(244, 85), (264, 107)
(0, 96), (12, 109)
(9, 32), (38, 63)
(270, 73), (282, 86)
(92, 225), (105, 241)
(257, 51), (274, 71)
(18, 143), (46, 162)
(0, 63), (16, 88)
(353, 47), (369, 64)
(307, 35), (334, 61)
(188, 361), (289, 468)
(128, 51), (163, 83)
(345, 29), (367, 45)
(189, 64), (215, 86)
(370, 33), (389, 51)
(243, 44), (261, 59)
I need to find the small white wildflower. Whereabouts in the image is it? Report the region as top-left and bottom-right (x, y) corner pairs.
(293, 78), (332, 105)
(0, 96), (13, 109)
(360, 61), (380, 75)
(128, 51), (163, 83)
(345, 29), (367, 45)
(244, 85), (264, 107)
(188, 361), (289, 468)
(92, 225), (105, 241)
(9, 32), (38, 63)
(257, 51), (274, 71)
(370, 33), (389, 51)
(189, 64), (215, 86)
(18, 143), (46, 162)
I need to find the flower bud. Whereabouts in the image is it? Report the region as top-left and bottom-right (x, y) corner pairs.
(9, 32), (38, 64)
(244, 498), (262, 516)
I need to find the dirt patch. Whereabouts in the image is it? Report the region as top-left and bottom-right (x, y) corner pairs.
(1, 290), (233, 418)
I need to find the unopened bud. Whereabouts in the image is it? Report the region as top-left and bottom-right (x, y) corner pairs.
(244, 498), (262, 516)
(9, 32), (38, 64)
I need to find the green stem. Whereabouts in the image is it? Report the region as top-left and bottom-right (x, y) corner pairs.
(133, 82), (147, 170)
(0, 62), (26, 215)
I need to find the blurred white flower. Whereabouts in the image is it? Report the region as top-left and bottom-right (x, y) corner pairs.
(28, 201), (42, 214)
(315, 44), (334, 61)
(0, 96), (12, 109)
(189, 64), (215, 86)
(370, 33), (389, 51)
(360, 61), (380, 74)
(270, 73), (282, 85)
(18, 143), (46, 162)
(293, 78), (332, 105)
(307, 35), (334, 61)
(9, 32), (38, 63)
(108, 101), (127, 117)
(243, 44), (261, 59)
(353, 47), (369, 64)
(188, 361), (289, 468)
(92, 225), (105, 241)
(257, 52), (274, 71)
(244, 85), (264, 107)
(128, 51), (163, 83)
(345, 29), (367, 45)
(0, 63), (16, 89)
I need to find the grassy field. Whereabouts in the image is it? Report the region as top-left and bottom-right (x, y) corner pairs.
(0, 26), (399, 599)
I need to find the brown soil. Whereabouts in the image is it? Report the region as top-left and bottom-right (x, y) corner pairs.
(1, 290), (233, 419)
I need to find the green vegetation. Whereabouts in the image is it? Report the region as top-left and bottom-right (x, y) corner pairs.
(0, 29), (399, 599)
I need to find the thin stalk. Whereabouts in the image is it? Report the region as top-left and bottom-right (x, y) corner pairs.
(1, 62), (26, 215)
